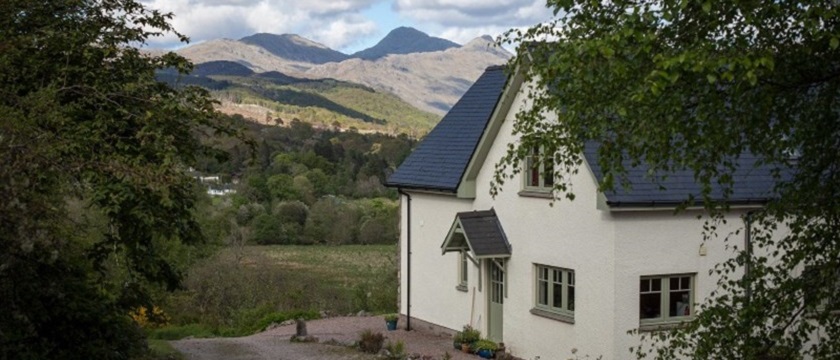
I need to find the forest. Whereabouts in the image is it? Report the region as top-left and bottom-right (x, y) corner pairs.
(195, 114), (414, 247)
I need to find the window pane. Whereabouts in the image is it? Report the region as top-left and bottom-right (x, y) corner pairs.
(553, 269), (562, 283)
(538, 279), (548, 306)
(670, 277), (679, 290)
(640, 279), (649, 292)
(651, 278), (661, 292)
(640, 293), (661, 319)
(461, 255), (467, 282)
(553, 281), (563, 308)
(568, 284), (575, 311)
(568, 272), (575, 285)
(681, 276), (690, 289)
(543, 160), (554, 187)
(530, 164), (540, 186)
(670, 290), (691, 316)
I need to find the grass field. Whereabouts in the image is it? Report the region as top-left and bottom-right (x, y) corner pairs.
(150, 244), (398, 339)
(259, 245), (397, 284)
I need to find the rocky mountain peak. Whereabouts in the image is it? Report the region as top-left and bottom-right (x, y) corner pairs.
(351, 26), (460, 60)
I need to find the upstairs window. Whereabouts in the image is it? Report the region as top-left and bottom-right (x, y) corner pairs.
(640, 274), (695, 329)
(524, 146), (554, 192)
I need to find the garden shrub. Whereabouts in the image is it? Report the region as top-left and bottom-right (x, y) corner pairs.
(358, 329), (385, 354)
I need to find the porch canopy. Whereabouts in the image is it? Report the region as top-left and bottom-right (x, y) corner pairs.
(441, 209), (511, 260)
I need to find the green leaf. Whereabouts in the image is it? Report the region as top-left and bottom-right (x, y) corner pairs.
(706, 74), (718, 84)
(831, 37), (839, 50)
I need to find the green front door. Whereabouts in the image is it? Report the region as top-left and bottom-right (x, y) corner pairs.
(488, 260), (504, 342)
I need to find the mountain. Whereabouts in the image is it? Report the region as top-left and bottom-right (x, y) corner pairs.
(351, 26), (460, 60)
(239, 33), (349, 64)
(177, 39), (316, 73)
(308, 35), (510, 114)
(171, 28), (512, 115)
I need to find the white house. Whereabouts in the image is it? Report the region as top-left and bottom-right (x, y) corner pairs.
(385, 65), (782, 359)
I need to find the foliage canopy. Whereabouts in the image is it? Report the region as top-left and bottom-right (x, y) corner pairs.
(498, 0), (839, 358)
(0, 1), (237, 358)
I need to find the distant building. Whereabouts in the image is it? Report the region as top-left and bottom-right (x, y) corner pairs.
(207, 188), (236, 196)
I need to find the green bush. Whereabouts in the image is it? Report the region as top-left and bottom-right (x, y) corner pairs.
(358, 329), (385, 354)
(384, 340), (407, 360)
(461, 325), (481, 343)
(250, 214), (285, 244)
(473, 339), (498, 352)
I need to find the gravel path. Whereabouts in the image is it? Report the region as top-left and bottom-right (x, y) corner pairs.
(171, 315), (477, 360)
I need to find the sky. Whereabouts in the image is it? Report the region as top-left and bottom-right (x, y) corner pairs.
(140, 0), (555, 53)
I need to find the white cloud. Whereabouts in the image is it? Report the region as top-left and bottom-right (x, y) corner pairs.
(141, 0), (380, 49)
(394, 0), (551, 27)
(139, 0), (555, 51)
(310, 16), (379, 50)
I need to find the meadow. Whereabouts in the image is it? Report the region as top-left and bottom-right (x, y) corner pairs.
(148, 244), (398, 340)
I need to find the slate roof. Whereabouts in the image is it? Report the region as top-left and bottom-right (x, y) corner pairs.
(583, 142), (785, 207)
(457, 209), (511, 257)
(386, 65), (508, 191)
(387, 62), (783, 207)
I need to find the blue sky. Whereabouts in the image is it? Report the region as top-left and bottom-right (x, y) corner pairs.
(141, 0), (554, 53)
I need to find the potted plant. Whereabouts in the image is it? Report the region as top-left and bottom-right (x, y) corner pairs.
(460, 325), (481, 353)
(452, 331), (464, 350)
(473, 339), (498, 359)
(384, 313), (399, 331)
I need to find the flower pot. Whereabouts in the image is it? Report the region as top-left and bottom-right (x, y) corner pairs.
(385, 319), (398, 331)
(477, 349), (494, 359)
(461, 343), (471, 353)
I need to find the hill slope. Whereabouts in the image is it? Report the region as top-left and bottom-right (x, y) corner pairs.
(162, 66), (440, 136)
(239, 33), (349, 64)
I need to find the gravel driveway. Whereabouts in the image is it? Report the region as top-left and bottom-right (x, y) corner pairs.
(171, 315), (477, 360)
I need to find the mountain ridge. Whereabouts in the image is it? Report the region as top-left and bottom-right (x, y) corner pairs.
(239, 33), (350, 64)
(169, 27), (512, 115)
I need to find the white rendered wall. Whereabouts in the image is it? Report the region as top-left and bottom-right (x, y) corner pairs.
(610, 209), (748, 359)
(399, 192), (475, 331)
(468, 86), (619, 359)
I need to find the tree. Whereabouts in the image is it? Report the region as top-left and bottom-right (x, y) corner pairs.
(0, 1), (237, 358)
(497, 1), (839, 358)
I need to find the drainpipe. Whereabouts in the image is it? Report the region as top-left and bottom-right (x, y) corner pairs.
(744, 212), (753, 305)
(398, 189), (412, 331)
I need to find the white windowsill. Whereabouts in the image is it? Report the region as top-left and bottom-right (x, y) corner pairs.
(530, 308), (574, 324)
(518, 190), (553, 199)
(638, 319), (693, 332)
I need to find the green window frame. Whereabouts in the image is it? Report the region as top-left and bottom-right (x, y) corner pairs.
(534, 264), (574, 318)
(523, 146), (554, 191)
(639, 274), (695, 327)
